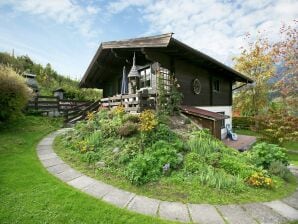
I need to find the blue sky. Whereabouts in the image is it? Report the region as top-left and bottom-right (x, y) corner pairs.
(0, 0), (297, 80)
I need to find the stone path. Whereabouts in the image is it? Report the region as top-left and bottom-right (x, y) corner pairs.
(37, 129), (298, 224)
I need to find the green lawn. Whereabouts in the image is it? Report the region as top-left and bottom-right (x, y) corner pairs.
(0, 116), (176, 224)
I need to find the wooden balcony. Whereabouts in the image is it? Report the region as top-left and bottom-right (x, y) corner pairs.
(101, 91), (156, 113)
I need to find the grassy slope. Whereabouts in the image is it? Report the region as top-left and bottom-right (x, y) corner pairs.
(54, 135), (297, 205)
(0, 116), (175, 224)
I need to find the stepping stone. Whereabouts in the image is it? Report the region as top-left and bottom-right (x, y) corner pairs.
(47, 163), (71, 174)
(41, 157), (65, 167)
(102, 188), (135, 208)
(38, 138), (54, 146)
(263, 200), (298, 220)
(127, 195), (160, 216)
(217, 204), (257, 224)
(56, 168), (82, 182)
(159, 201), (190, 222)
(188, 204), (224, 224)
(37, 148), (53, 156)
(242, 203), (287, 224)
(283, 191), (298, 210)
(83, 181), (114, 199)
(39, 152), (58, 160)
(37, 144), (52, 151)
(68, 175), (95, 189)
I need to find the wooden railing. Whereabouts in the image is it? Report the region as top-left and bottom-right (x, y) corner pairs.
(64, 99), (101, 123)
(101, 92), (156, 112)
(27, 96), (93, 113)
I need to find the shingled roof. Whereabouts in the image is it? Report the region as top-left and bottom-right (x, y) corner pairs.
(80, 33), (253, 88)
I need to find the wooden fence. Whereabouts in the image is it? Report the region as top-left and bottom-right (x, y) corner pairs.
(27, 96), (93, 113)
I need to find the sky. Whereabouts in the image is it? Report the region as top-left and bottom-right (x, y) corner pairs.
(0, 0), (297, 80)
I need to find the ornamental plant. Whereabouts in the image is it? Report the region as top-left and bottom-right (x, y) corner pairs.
(250, 142), (289, 169)
(138, 110), (157, 132)
(246, 172), (273, 188)
(112, 105), (125, 116)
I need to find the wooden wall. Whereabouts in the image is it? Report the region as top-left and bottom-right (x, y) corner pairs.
(174, 59), (232, 106)
(100, 50), (233, 106)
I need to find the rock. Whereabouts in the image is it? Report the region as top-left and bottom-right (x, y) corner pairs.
(177, 153), (184, 164)
(113, 147), (120, 153)
(95, 161), (106, 168)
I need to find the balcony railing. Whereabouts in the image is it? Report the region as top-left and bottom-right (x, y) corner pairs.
(101, 91), (156, 113)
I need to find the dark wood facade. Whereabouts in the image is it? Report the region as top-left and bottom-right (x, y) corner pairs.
(80, 33), (253, 107)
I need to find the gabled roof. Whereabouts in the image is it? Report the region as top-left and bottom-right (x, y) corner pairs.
(80, 33), (253, 88)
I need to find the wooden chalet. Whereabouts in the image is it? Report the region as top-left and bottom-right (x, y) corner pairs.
(80, 33), (253, 139)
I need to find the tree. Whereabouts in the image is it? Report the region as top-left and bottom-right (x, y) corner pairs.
(272, 21), (298, 115)
(233, 34), (275, 116)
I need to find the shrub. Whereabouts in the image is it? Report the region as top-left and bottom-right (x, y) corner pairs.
(184, 152), (204, 173)
(122, 113), (139, 123)
(149, 140), (181, 169)
(0, 65), (32, 121)
(268, 161), (292, 182)
(250, 142), (289, 169)
(233, 116), (254, 129)
(246, 172), (273, 188)
(125, 140), (180, 185)
(117, 121), (138, 137)
(139, 110), (157, 132)
(219, 155), (255, 178)
(100, 116), (122, 138)
(112, 105), (125, 116)
(256, 110), (298, 144)
(148, 123), (179, 144)
(125, 153), (160, 185)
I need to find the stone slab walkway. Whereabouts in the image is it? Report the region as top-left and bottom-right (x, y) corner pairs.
(37, 129), (298, 224)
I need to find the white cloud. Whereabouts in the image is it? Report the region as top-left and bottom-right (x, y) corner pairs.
(2, 0), (101, 38)
(107, 0), (298, 66)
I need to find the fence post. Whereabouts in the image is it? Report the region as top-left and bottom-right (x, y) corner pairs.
(34, 96), (38, 110)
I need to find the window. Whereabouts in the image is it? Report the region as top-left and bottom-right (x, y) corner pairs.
(218, 112), (225, 129)
(140, 67), (151, 88)
(213, 80), (220, 92)
(159, 67), (171, 92)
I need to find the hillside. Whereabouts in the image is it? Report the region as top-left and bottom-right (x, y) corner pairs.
(0, 52), (101, 101)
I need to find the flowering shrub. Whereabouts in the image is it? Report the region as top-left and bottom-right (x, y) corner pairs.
(138, 110), (157, 132)
(246, 172), (273, 188)
(112, 105), (125, 116)
(75, 140), (88, 153)
(86, 111), (95, 121)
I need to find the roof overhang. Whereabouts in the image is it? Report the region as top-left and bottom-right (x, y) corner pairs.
(80, 33), (253, 88)
(180, 105), (230, 121)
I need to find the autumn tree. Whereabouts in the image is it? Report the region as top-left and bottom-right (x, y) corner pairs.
(233, 34), (275, 116)
(272, 21), (298, 115)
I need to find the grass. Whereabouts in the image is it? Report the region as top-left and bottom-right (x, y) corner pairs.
(54, 136), (297, 205)
(234, 128), (298, 166)
(0, 115), (176, 224)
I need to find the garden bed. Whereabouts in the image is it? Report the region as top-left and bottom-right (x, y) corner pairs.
(54, 108), (297, 204)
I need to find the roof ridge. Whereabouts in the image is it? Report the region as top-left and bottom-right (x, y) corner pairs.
(102, 33), (173, 46)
